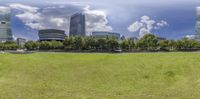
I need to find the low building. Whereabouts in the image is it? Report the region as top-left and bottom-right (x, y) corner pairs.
(17, 38), (26, 48)
(38, 29), (66, 41)
(92, 31), (121, 41)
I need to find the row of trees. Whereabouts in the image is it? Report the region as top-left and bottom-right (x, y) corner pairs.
(25, 36), (119, 51)
(0, 41), (18, 50)
(24, 34), (200, 52)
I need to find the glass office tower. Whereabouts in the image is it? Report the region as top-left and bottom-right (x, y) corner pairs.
(196, 7), (200, 40)
(0, 9), (13, 42)
(69, 13), (86, 36)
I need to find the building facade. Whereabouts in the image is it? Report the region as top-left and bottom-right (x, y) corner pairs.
(69, 13), (86, 36)
(196, 7), (200, 40)
(17, 38), (26, 48)
(0, 10), (13, 42)
(38, 29), (66, 41)
(92, 31), (121, 41)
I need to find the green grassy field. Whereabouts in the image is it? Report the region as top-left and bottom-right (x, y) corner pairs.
(0, 52), (200, 99)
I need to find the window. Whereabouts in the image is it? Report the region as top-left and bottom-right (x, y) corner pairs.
(1, 22), (6, 24)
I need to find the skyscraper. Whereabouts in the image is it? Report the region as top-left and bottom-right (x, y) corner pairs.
(195, 7), (200, 40)
(0, 9), (13, 42)
(69, 13), (86, 36)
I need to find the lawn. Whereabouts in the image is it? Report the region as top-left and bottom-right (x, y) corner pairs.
(0, 52), (200, 99)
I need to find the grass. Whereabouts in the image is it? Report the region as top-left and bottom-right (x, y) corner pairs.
(0, 52), (200, 99)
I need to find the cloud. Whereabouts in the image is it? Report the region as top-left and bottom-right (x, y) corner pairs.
(84, 5), (112, 34)
(4, 3), (112, 36)
(128, 15), (168, 38)
(155, 20), (168, 29)
(128, 21), (143, 32)
(185, 35), (195, 39)
(0, 6), (10, 15)
(9, 3), (39, 13)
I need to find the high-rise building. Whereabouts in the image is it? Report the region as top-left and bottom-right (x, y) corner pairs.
(69, 13), (86, 36)
(195, 7), (200, 40)
(0, 9), (13, 42)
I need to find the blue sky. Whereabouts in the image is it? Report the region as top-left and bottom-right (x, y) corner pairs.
(0, 0), (200, 40)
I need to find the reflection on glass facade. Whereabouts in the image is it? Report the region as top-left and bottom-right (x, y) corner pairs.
(0, 10), (13, 42)
(38, 29), (66, 41)
(69, 13), (86, 36)
(92, 31), (121, 41)
(196, 7), (200, 40)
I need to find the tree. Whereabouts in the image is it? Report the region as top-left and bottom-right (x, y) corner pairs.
(25, 41), (39, 50)
(63, 36), (75, 50)
(96, 38), (107, 51)
(74, 36), (84, 50)
(107, 37), (119, 51)
(137, 34), (158, 51)
(51, 41), (64, 49)
(127, 39), (135, 51)
(83, 36), (96, 50)
(168, 40), (177, 51)
(120, 39), (129, 51)
(158, 40), (170, 51)
(176, 38), (200, 51)
(3, 41), (18, 50)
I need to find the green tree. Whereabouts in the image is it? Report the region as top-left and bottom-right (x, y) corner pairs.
(127, 39), (135, 51)
(120, 39), (129, 51)
(74, 36), (84, 50)
(25, 41), (39, 50)
(107, 37), (119, 51)
(63, 36), (75, 50)
(158, 40), (170, 51)
(83, 36), (96, 50)
(137, 34), (158, 51)
(96, 38), (107, 51)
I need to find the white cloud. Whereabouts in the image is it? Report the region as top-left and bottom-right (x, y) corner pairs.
(128, 21), (143, 32)
(84, 5), (112, 34)
(128, 15), (168, 38)
(49, 18), (65, 27)
(155, 20), (168, 29)
(9, 3), (39, 13)
(3, 3), (112, 36)
(0, 6), (10, 15)
(185, 35), (196, 39)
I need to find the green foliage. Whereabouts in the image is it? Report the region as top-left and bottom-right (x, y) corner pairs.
(24, 41), (39, 50)
(39, 41), (63, 50)
(120, 39), (129, 51)
(63, 36), (75, 50)
(0, 41), (18, 50)
(176, 38), (200, 51)
(137, 34), (158, 51)
(107, 37), (119, 51)
(120, 39), (135, 51)
(24, 34), (200, 52)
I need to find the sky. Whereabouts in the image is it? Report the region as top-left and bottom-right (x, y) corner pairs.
(0, 0), (200, 40)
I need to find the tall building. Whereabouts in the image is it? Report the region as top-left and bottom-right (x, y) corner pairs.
(196, 7), (200, 40)
(69, 13), (86, 36)
(0, 9), (13, 42)
(38, 29), (66, 41)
